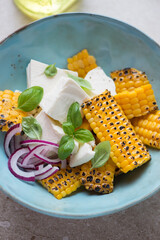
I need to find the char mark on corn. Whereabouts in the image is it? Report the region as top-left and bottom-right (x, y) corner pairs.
(40, 165), (81, 200)
(80, 158), (116, 194)
(110, 68), (149, 93)
(81, 89), (151, 173)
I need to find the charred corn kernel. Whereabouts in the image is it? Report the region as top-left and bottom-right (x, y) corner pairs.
(114, 84), (158, 119)
(30, 106), (42, 117)
(40, 166), (81, 200)
(115, 167), (123, 176)
(0, 90), (29, 132)
(80, 158), (116, 194)
(81, 90), (151, 173)
(110, 68), (150, 93)
(131, 110), (160, 149)
(67, 49), (98, 78)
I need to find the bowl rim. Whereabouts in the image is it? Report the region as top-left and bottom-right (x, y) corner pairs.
(0, 12), (160, 219)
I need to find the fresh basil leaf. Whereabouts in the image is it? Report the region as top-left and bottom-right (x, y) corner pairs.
(22, 116), (42, 140)
(67, 102), (82, 129)
(58, 135), (75, 160)
(62, 122), (75, 136)
(44, 64), (57, 77)
(68, 73), (92, 91)
(17, 86), (43, 112)
(91, 141), (111, 169)
(74, 129), (94, 143)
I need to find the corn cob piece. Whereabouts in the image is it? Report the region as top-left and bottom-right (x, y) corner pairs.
(110, 68), (149, 93)
(67, 49), (98, 78)
(80, 158), (116, 194)
(81, 90), (151, 173)
(0, 90), (29, 132)
(115, 167), (123, 176)
(40, 165), (81, 200)
(30, 106), (42, 118)
(77, 117), (92, 131)
(114, 84), (158, 119)
(131, 110), (160, 149)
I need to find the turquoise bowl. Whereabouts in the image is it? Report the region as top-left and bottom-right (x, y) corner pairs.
(0, 13), (160, 219)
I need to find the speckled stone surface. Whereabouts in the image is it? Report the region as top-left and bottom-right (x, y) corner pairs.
(0, 0), (160, 239)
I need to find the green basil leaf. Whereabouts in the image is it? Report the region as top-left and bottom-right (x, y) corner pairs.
(91, 141), (111, 169)
(62, 122), (75, 136)
(17, 86), (43, 112)
(58, 135), (75, 160)
(67, 102), (82, 128)
(44, 64), (57, 77)
(74, 129), (94, 143)
(22, 116), (42, 140)
(68, 73), (92, 91)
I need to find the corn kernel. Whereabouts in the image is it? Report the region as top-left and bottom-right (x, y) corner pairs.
(67, 49), (97, 77)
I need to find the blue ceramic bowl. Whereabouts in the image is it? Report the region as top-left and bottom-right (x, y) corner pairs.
(0, 13), (160, 219)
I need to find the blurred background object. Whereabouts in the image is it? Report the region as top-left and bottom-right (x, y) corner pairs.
(14, 0), (77, 19)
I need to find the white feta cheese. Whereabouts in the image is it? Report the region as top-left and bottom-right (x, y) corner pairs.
(36, 110), (64, 144)
(27, 59), (78, 98)
(69, 143), (95, 167)
(35, 111), (79, 154)
(40, 77), (89, 123)
(72, 140), (79, 155)
(85, 67), (116, 96)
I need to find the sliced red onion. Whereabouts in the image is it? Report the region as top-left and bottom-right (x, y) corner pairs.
(4, 124), (22, 157)
(34, 153), (61, 165)
(8, 148), (35, 182)
(21, 139), (59, 148)
(18, 162), (36, 170)
(61, 159), (67, 169)
(35, 166), (59, 180)
(21, 144), (47, 166)
(14, 135), (22, 151)
(34, 164), (53, 176)
(29, 157), (43, 166)
(10, 136), (15, 155)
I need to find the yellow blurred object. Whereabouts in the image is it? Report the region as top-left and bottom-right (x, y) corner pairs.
(67, 49), (98, 78)
(14, 0), (77, 20)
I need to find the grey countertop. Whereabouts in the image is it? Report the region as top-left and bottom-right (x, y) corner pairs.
(0, 0), (160, 239)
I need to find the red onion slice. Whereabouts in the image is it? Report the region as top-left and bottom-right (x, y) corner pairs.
(22, 144), (59, 165)
(34, 164), (53, 176)
(4, 124), (22, 157)
(21, 144), (46, 166)
(35, 166), (59, 180)
(21, 139), (59, 148)
(8, 148), (35, 182)
(18, 162), (36, 170)
(34, 153), (61, 165)
(10, 136), (15, 155)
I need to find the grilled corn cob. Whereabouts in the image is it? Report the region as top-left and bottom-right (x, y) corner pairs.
(110, 68), (149, 93)
(0, 90), (28, 131)
(131, 110), (160, 149)
(0, 90), (42, 132)
(80, 158), (116, 194)
(67, 49), (97, 78)
(40, 166), (81, 200)
(114, 84), (158, 119)
(81, 90), (151, 173)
